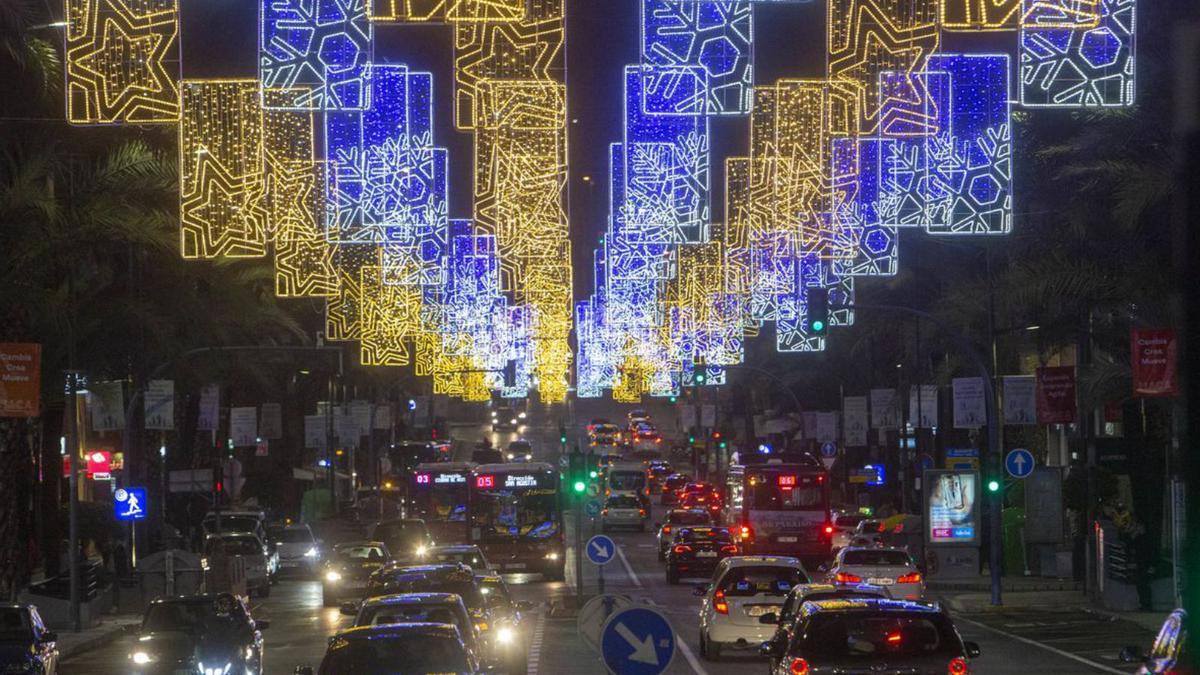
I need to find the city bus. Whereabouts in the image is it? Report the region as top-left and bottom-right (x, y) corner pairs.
(468, 463), (565, 579)
(727, 455), (833, 564)
(411, 462), (475, 544)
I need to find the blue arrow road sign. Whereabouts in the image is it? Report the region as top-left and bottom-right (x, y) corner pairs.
(585, 500), (603, 518)
(113, 487), (147, 521)
(820, 441), (838, 458)
(1005, 448), (1035, 479)
(600, 607), (676, 675)
(586, 534), (616, 566)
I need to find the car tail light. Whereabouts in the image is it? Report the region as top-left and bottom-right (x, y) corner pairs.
(823, 524), (834, 535)
(886, 632), (902, 644)
(719, 545), (738, 554)
(948, 657), (969, 674)
(672, 544), (692, 555)
(662, 525), (672, 535)
(709, 504), (720, 512)
(601, 509), (609, 516)
(740, 525), (753, 541)
(639, 509), (646, 517)
(713, 589), (728, 614)
(897, 572), (923, 584)
(835, 572), (862, 583)
(789, 657), (810, 674)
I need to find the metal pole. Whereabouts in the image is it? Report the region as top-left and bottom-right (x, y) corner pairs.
(574, 445), (583, 599)
(66, 372), (81, 632)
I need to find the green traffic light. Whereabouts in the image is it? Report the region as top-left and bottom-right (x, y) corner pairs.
(718, 441), (728, 450)
(695, 374), (706, 384)
(688, 435), (696, 444)
(987, 479), (1000, 492)
(811, 319), (825, 332)
(573, 480), (586, 493)
(589, 470), (597, 479)
(669, 396), (677, 404)
(560, 435), (567, 444)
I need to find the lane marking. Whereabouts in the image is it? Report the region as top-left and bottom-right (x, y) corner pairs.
(527, 609), (546, 675)
(675, 632), (708, 675)
(955, 616), (1127, 674)
(615, 542), (642, 587)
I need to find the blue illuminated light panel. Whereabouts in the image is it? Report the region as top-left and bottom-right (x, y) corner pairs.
(260, 0), (373, 110)
(1019, 0), (1135, 107)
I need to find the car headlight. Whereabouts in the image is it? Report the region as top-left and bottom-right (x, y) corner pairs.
(476, 621), (489, 632)
(415, 545), (427, 557)
(495, 626), (515, 644)
(324, 570), (342, 583)
(198, 662), (231, 675)
(510, 418), (517, 425)
(518, 412), (526, 420)
(543, 552), (559, 561)
(525, 454), (532, 461)
(304, 547), (319, 558)
(244, 646), (255, 660)
(507, 453), (515, 460)
(131, 651), (154, 665)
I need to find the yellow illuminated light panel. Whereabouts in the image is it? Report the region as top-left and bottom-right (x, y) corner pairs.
(359, 265), (422, 366)
(65, 0), (180, 124)
(324, 244), (383, 341)
(369, 0), (446, 21)
(1020, 0), (1101, 28)
(941, 0), (1021, 30)
(447, 0), (525, 22)
(826, 0), (939, 137)
(179, 79), (267, 259)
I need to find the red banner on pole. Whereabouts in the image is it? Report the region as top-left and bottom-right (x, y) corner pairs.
(1131, 328), (1177, 397)
(1036, 366), (1076, 425)
(0, 343), (41, 417)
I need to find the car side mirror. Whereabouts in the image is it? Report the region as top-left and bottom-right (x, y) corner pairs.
(757, 612), (779, 625)
(515, 600), (536, 612)
(1118, 645), (1144, 663)
(693, 584), (709, 597)
(339, 602), (359, 616)
(294, 667), (315, 675)
(40, 631), (57, 643)
(963, 641), (981, 658)
(759, 641), (780, 657)
(255, 620), (270, 631)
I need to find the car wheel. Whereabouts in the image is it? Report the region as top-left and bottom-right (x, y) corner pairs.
(666, 568), (678, 585)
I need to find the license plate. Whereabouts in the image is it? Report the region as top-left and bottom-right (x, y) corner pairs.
(747, 605), (778, 617)
(506, 563), (527, 569)
(778, 536), (798, 543)
(697, 551), (717, 558)
(868, 577), (895, 585)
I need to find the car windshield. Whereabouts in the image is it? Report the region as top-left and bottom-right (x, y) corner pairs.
(374, 522), (429, 547)
(271, 528), (313, 544)
(206, 537), (261, 556)
(719, 566), (807, 597)
(508, 442), (532, 452)
(835, 514), (866, 529)
(680, 528), (731, 543)
(358, 604), (463, 629)
(206, 516), (260, 533)
(431, 550), (487, 568)
(478, 578), (512, 608)
(796, 613), (960, 660)
(609, 472), (645, 491)
(843, 550), (912, 566)
(0, 608), (32, 642)
(323, 634), (468, 672)
(668, 511), (710, 525)
(607, 496), (640, 508)
(142, 600), (246, 633)
(381, 577), (484, 609)
(333, 545), (387, 562)
(666, 476), (689, 488)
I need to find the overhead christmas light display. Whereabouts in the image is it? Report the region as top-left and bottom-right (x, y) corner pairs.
(65, 0), (1136, 402)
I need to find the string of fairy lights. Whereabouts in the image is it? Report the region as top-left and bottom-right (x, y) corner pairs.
(62, 0), (1134, 402)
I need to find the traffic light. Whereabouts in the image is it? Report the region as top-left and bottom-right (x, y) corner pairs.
(573, 480), (586, 494)
(558, 422), (567, 445)
(688, 431), (696, 445)
(808, 287), (829, 335)
(695, 371), (706, 385)
(987, 478), (1001, 493)
(669, 395), (677, 404)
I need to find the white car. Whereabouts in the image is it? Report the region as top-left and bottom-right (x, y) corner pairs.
(828, 546), (925, 601)
(830, 512), (868, 551)
(268, 523), (321, 575)
(697, 556), (809, 661)
(601, 494), (647, 531)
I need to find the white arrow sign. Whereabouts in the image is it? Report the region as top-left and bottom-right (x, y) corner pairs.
(591, 540), (610, 559)
(615, 622), (659, 665)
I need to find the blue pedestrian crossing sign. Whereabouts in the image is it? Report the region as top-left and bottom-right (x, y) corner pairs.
(600, 607), (676, 675)
(113, 487), (147, 521)
(585, 500), (603, 518)
(1005, 449), (1035, 479)
(586, 534), (616, 566)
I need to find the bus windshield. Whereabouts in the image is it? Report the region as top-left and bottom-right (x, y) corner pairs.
(746, 470), (826, 511)
(413, 475), (469, 524)
(471, 488), (560, 541)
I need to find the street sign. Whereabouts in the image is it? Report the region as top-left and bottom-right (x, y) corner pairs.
(1005, 448), (1035, 479)
(168, 468), (213, 494)
(577, 594), (633, 655)
(945, 447), (980, 471)
(600, 607), (676, 675)
(114, 487), (147, 521)
(586, 534), (616, 566)
(585, 500), (603, 518)
(819, 441), (837, 458)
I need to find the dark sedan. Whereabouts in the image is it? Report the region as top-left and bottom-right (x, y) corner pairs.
(0, 604), (57, 675)
(664, 527), (739, 584)
(365, 564), (491, 632)
(368, 518), (433, 564)
(656, 508), (715, 560)
(321, 541), (391, 607)
(659, 473), (691, 505)
(295, 623), (481, 674)
(762, 598), (980, 675)
(129, 593), (267, 675)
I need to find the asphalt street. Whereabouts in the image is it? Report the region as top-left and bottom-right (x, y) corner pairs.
(60, 403), (1148, 674)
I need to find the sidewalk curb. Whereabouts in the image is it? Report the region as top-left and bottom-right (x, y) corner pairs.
(60, 621), (139, 660)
